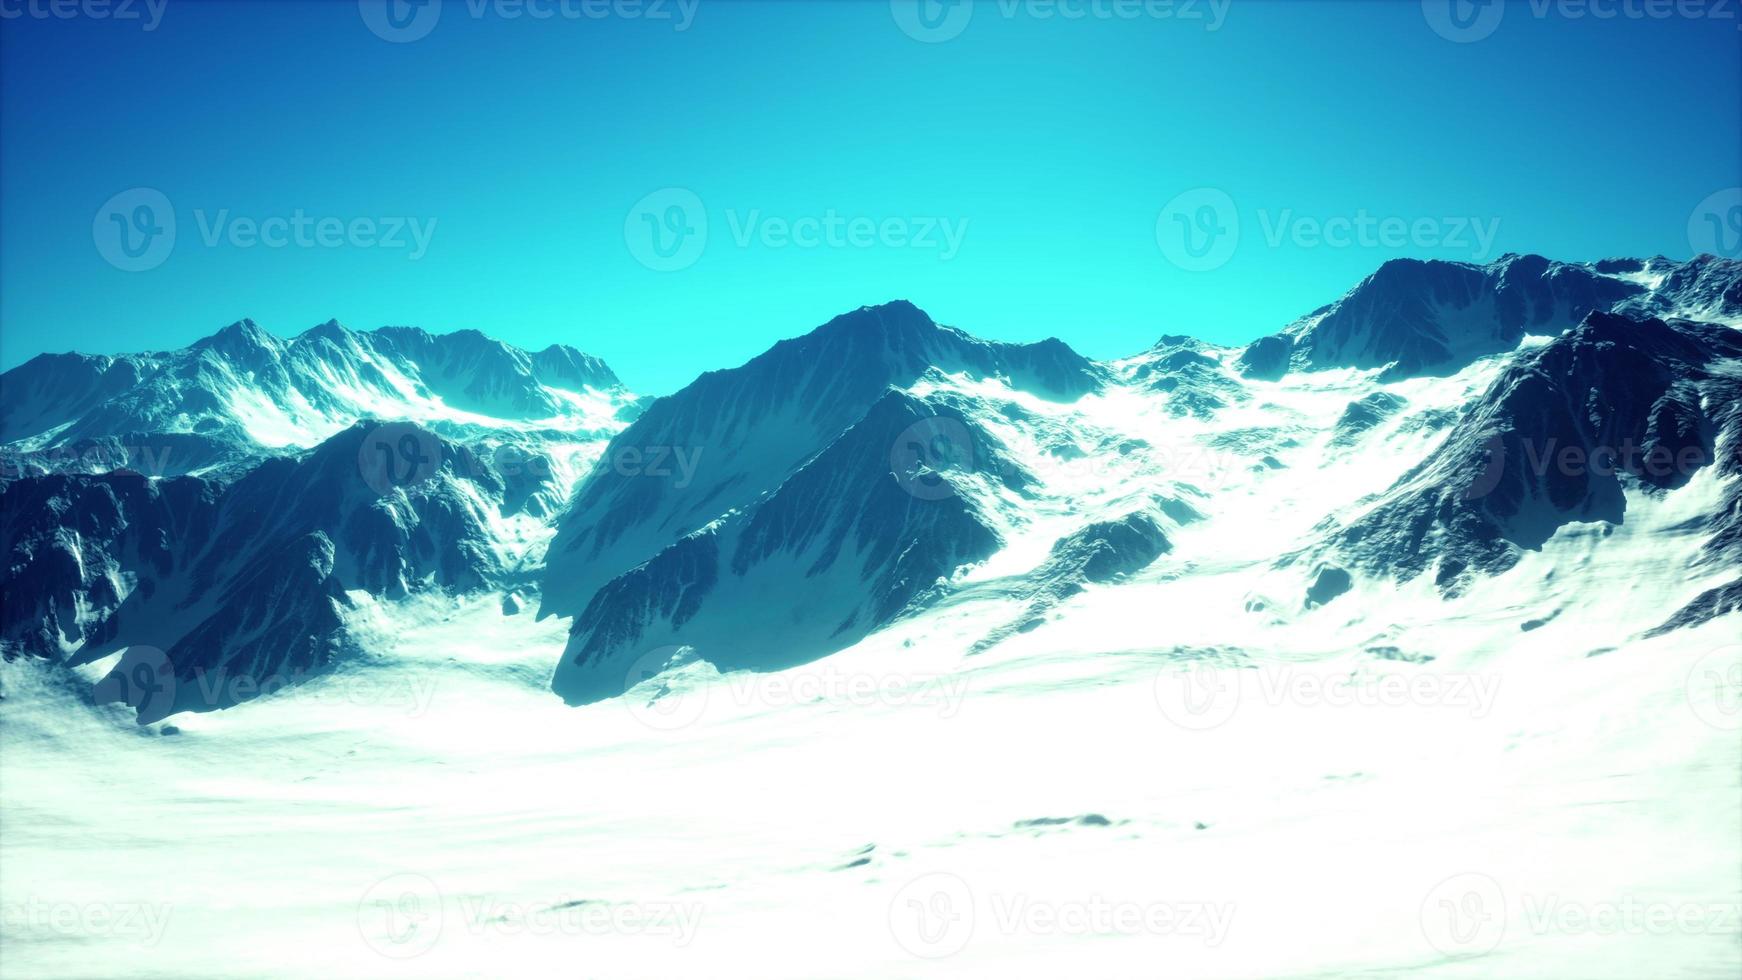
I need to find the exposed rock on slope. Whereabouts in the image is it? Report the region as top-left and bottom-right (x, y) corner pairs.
(540, 300), (1100, 623)
(1, 422), (524, 719)
(1319, 311), (1742, 593)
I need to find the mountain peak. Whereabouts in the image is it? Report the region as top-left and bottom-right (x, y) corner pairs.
(298, 319), (356, 344)
(191, 319), (282, 359)
(532, 343), (621, 390)
(817, 300), (938, 340)
(194, 318), (270, 344)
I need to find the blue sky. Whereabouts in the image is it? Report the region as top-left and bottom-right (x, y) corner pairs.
(2, 0), (1738, 394)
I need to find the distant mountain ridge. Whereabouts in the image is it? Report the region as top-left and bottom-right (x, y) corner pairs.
(1237, 253), (1739, 381)
(1, 318), (631, 477)
(3, 253), (1739, 722)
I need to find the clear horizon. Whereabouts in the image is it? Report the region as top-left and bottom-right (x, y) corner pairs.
(3, 0), (1739, 394)
(0, 250), (1719, 397)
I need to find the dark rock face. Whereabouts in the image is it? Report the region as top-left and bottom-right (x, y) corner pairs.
(541, 300), (1099, 623)
(1305, 566), (1353, 608)
(1650, 373), (1742, 635)
(552, 391), (1018, 704)
(1, 422), (514, 717)
(1287, 254), (1643, 380)
(0, 352), (151, 446)
(565, 530), (723, 682)
(1238, 253), (1741, 383)
(1, 431), (260, 482)
(1324, 312), (1742, 592)
(2, 473), (221, 659)
(1331, 392), (1408, 446)
(1236, 334), (1294, 380)
(490, 442), (568, 519)
(969, 507), (1178, 654)
(1614, 254), (1742, 324)
(1648, 580), (1742, 637)
(1052, 512), (1173, 585)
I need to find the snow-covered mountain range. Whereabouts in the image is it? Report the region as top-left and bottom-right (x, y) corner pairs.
(3, 253), (1738, 717)
(1, 318), (634, 478)
(4, 252), (1740, 977)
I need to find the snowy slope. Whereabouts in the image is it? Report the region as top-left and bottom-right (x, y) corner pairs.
(2, 255), (1740, 978)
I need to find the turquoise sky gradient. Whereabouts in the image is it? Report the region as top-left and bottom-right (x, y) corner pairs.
(3, 0), (1738, 394)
